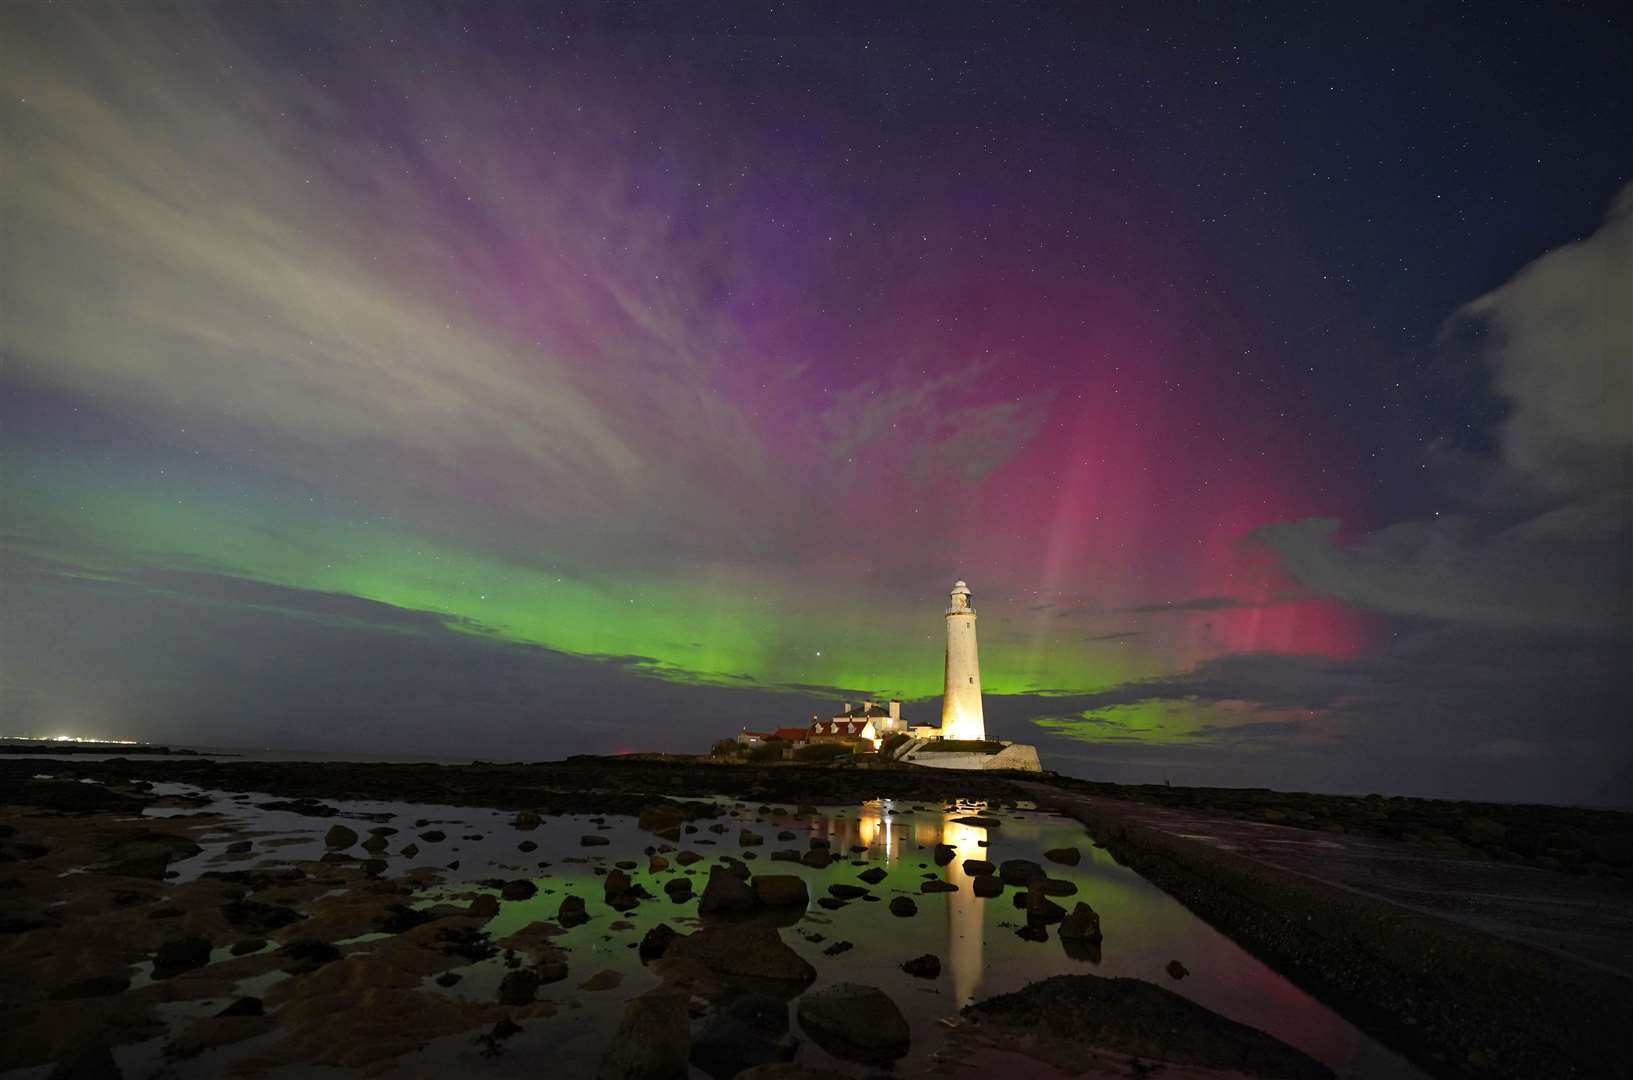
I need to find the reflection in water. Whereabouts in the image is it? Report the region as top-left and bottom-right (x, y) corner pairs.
(940, 814), (986, 1004)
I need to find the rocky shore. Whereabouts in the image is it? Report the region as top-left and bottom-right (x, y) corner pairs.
(2, 755), (1629, 1079)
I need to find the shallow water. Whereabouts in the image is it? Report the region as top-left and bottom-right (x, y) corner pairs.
(5, 783), (1425, 1079)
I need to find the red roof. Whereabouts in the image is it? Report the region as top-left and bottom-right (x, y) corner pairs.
(772, 727), (808, 741)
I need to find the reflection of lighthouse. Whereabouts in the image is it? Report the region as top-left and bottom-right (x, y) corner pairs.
(941, 815), (986, 1004)
(940, 580), (985, 741)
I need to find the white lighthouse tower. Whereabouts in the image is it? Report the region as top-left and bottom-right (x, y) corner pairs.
(940, 580), (986, 741)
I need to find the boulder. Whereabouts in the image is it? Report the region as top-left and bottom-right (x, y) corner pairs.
(639, 923), (679, 963)
(921, 880), (958, 894)
(152, 934), (213, 979)
(1058, 902), (1103, 944)
(400, 843), (420, 858)
(799, 849), (832, 869)
(740, 830), (764, 847)
(499, 968), (540, 1005)
(663, 877), (694, 902)
(418, 830), (445, 843)
(581, 834), (611, 847)
(598, 990), (690, 1080)
(323, 825), (358, 849)
(795, 982), (910, 1064)
(901, 954), (941, 978)
(998, 859), (1044, 886)
(690, 1015), (796, 1077)
(752, 875), (810, 907)
(514, 810), (542, 830)
(558, 894), (589, 927)
(932, 844), (956, 865)
(676, 850), (704, 866)
(827, 883), (869, 901)
(1167, 959), (1189, 980)
(665, 924), (817, 988)
(1044, 846), (1081, 865)
(649, 855), (669, 873)
(501, 879), (537, 901)
(857, 867), (887, 885)
(962, 859), (995, 876)
(889, 896), (918, 917)
(972, 875), (1004, 898)
(699, 865), (756, 916)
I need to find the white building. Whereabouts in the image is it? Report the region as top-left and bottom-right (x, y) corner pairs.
(940, 579), (986, 741)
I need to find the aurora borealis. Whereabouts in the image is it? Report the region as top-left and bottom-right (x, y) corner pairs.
(3, 4), (1629, 803)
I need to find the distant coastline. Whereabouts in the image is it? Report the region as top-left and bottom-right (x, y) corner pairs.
(0, 737), (208, 756)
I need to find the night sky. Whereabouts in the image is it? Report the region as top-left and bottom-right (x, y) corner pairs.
(3, 3), (1628, 804)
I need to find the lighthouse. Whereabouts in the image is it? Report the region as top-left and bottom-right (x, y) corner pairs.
(940, 580), (986, 741)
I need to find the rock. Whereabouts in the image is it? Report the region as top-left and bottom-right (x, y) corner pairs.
(799, 849), (832, 869)
(558, 895), (589, 927)
(932, 844), (957, 865)
(663, 877), (694, 902)
(972, 875), (1004, 898)
(519, 840), (538, 852)
(827, 883), (869, 900)
(857, 866), (887, 885)
(901, 954), (941, 978)
(1015, 923), (1049, 942)
(953, 816), (1002, 828)
(999, 858), (1044, 885)
(639, 923), (679, 963)
(435, 972), (462, 987)
(499, 968), (540, 1005)
(152, 934), (213, 979)
(961, 973), (1332, 1079)
(649, 854), (669, 873)
(740, 830), (764, 847)
(691, 1015), (796, 1077)
(468, 894), (500, 919)
(1036, 877), (1077, 896)
(822, 940), (853, 956)
(46, 1043), (121, 1080)
(770, 849), (801, 862)
(604, 868), (635, 905)
(581, 834), (611, 847)
(50, 975), (130, 999)
(323, 825), (358, 849)
(664, 924), (817, 988)
(417, 830), (445, 843)
(752, 874), (809, 907)
(514, 810), (542, 830)
(676, 850), (704, 866)
(360, 834), (388, 854)
(889, 896), (918, 917)
(501, 879), (538, 901)
(598, 990), (690, 1080)
(1026, 881), (1066, 924)
(699, 865), (756, 916)
(225, 840), (253, 854)
(229, 938), (266, 956)
(776, 830), (796, 841)
(808, 838), (829, 850)
(815, 897), (845, 911)
(216, 996), (263, 1018)
(277, 939), (341, 974)
(726, 992), (789, 1034)
(921, 880), (958, 893)
(1167, 959), (1190, 980)
(400, 843), (419, 858)
(1059, 902), (1103, 944)
(581, 969), (624, 991)
(1044, 846), (1082, 865)
(796, 982), (910, 1064)
(962, 858), (995, 876)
